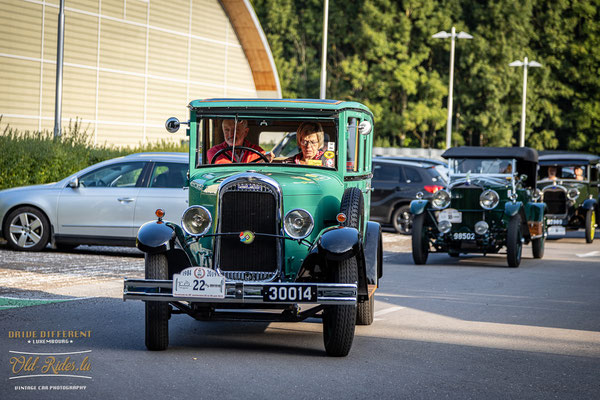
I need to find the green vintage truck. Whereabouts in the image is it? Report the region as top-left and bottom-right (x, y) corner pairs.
(410, 146), (546, 268)
(124, 99), (382, 357)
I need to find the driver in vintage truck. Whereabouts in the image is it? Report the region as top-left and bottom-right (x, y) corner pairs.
(124, 99), (383, 357)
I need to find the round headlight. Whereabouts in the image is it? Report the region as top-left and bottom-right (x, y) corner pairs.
(479, 189), (500, 210)
(284, 209), (314, 240)
(438, 219), (452, 234)
(181, 206), (212, 236)
(474, 221), (489, 235)
(432, 190), (451, 209)
(567, 188), (580, 200)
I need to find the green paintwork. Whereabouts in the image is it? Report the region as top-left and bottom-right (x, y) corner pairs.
(504, 201), (522, 217)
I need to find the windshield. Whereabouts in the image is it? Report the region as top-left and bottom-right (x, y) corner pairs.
(539, 165), (588, 182)
(450, 158), (516, 176)
(196, 118), (337, 169)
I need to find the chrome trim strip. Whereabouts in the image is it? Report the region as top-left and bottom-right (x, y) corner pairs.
(214, 172), (283, 283)
(123, 279), (357, 305)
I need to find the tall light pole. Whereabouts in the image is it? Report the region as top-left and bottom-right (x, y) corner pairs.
(432, 26), (473, 149)
(319, 0), (329, 99)
(54, 0), (65, 139)
(509, 57), (542, 147)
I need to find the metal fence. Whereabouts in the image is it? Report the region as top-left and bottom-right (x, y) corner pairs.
(373, 147), (445, 160)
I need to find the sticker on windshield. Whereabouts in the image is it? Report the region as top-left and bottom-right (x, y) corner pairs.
(324, 151), (335, 159)
(327, 142), (335, 151)
(308, 159), (323, 166)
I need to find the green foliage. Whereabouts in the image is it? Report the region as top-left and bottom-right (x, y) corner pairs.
(0, 119), (188, 190)
(253, 0), (600, 152)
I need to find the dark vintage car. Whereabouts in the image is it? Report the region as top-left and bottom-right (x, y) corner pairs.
(370, 158), (446, 234)
(538, 153), (599, 243)
(410, 146), (546, 267)
(123, 99), (383, 357)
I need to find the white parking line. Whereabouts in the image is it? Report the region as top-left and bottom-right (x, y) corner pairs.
(374, 306), (405, 317)
(576, 251), (600, 258)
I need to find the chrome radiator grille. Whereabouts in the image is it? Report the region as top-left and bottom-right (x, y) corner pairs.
(215, 176), (281, 282)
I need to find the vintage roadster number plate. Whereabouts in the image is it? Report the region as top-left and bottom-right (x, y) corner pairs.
(452, 232), (475, 241)
(173, 267), (225, 298)
(438, 208), (462, 223)
(262, 285), (317, 302)
(548, 226), (566, 236)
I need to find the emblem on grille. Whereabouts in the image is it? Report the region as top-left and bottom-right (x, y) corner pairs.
(239, 231), (255, 244)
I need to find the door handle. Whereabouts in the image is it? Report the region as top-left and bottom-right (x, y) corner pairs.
(117, 198), (135, 203)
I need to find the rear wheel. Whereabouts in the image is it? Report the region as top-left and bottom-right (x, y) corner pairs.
(356, 293), (374, 326)
(411, 213), (429, 264)
(392, 205), (412, 235)
(585, 209), (596, 243)
(323, 256), (357, 357)
(532, 236), (545, 259)
(506, 214), (523, 268)
(4, 206), (50, 252)
(145, 253), (170, 351)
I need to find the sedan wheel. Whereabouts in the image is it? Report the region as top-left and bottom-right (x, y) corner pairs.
(392, 205), (412, 234)
(4, 207), (50, 251)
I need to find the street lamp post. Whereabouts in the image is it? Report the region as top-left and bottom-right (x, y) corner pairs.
(432, 26), (473, 149)
(319, 0), (329, 99)
(509, 57), (542, 147)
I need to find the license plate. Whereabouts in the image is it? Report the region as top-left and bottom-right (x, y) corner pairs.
(439, 208), (462, 223)
(262, 285), (317, 302)
(452, 232), (475, 240)
(548, 226), (566, 235)
(547, 219), (563, 226)
(173, 267), (225, 298)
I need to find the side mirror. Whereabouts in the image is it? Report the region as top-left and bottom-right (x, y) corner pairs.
(520, 174), (528, 183)
(165, 117), (180, 133)
(358, 120), (372, 135)
(68, 177), (79, 188)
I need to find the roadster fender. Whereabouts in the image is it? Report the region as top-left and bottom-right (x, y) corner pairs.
(582, 198), (597, 210)
(316, 226), (360, 261)
(136, 220), (176, 254)
(525, 202), (545, 222)
(364, 222), (383, 284)
(504, 201), (523, 218)
(410, 199), (429, 215)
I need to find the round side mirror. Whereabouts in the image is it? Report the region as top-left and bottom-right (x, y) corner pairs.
(520, 174), (528, 182)
(165, 117), (180, 133)
(358, 120), (372, 135)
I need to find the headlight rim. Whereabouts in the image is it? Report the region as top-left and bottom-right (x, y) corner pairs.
(567, 188), (580, 200)
(432, 189), (451, 210)
(479, 189), (500, 210)
(283, 208), (314, 240)
(181, 205), (212, 237)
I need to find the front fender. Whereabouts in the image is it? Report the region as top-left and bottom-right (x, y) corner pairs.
(316, 226), (360, 261)
(582, 198), (597, 210)
(136, 220), (176, 254)
(525, 202), (545, 222)
(410, 199), (429, 215)
(504, 201), (523, 218)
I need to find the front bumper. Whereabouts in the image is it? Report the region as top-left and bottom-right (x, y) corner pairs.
(123, 279), (357, 305)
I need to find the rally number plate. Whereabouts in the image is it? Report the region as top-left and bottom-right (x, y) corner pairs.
(548, 226), (566, 236)
(173, 267), (225, 298)
(452, 232), (475, 241)
(439, 208), (462, 223)
(262, 285), (317, 302)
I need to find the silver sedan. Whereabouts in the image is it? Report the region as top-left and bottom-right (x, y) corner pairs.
(0, 152), (189, 251)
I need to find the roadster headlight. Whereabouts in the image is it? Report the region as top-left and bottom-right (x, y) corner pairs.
(432, 190), (451, 209)
(181, 206), (212, 236)
(284, 209), (314, 240)
(567, 188), (580, 200)
(479, 189), (500, 210)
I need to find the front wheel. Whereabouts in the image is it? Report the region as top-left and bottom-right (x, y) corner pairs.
(585, 209), (596, 243)
(323, 256), (357, 357)
(3, 206), (50, 251)
(411, 213), (429, 264)
(145, 253), (170, 351)
(506, 214), (523, 268)
(392, 205), (412, 234)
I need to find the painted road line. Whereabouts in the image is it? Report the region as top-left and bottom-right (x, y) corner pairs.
(576, 251), (600, 258)
(0, 296), (91, 310)
(374, 306), (405, 317)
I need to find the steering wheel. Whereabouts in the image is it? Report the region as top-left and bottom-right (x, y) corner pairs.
(210, 146), (269, 164)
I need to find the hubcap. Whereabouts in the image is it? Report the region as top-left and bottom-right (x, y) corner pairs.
(397, 211), (412, 233)
(9, 212), (43, 248)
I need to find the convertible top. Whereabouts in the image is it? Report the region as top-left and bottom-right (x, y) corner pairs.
(442, 146), (538, 163)
(539, 152), (599, 165)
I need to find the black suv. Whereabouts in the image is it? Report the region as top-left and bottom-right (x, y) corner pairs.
(370, 158), (446, 234)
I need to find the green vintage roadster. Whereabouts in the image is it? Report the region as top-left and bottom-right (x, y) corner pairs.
(123, 99), (382, 357)
(410, 146), (546, 267)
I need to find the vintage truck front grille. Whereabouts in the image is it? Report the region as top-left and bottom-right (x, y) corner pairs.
(544, 189), (567, 215)
(216, 175), (282, 282)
